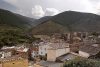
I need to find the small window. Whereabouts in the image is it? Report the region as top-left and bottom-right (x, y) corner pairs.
(36, 52), (38, 54)
(41, 52), (43, 54)
(40, 47), (42, 50)
(16, 53), (19, 55)
(13, 63), (15, 64)
(45, 48), (46, 51)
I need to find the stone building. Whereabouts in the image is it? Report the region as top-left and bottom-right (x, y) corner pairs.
(0, 49), (15, 58)
(31, 47), (39, 58)
(47, 43), (70, 61)
(0, 55), (28, 67)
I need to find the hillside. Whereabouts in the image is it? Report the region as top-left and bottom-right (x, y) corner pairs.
(32, 16), (52, 26)
(0, 24), (38, 48)
(31, 11), (100, 34)
(32, 21), (69, 35)
(52, 11), (100, 32)
(0, 9), (36, 29)
(0, 9), (38, 47)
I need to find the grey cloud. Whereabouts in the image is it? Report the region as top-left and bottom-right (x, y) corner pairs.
(0, 0), (17, 11)
(1, 0), (100, 18)
(45, 8), (60, 16)
(32, 5), (45, 18)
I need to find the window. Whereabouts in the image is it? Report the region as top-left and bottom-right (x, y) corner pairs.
(16, 53), (19, 55)
(0, 54), (2, 57)
(13, 63), (15, 64)
(40, 47), (42, 50)
(36, 52), (38, 54)
(41, 52), (43, 54)
(45, 48), (46, 51)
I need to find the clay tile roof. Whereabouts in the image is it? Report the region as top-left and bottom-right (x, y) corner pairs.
(0, 48), (15, 52)
(79, 43), (100, 55)
(0, 55), (26, 62)
(49, 43), (69, 49)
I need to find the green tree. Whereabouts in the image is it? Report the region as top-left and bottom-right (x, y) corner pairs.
(0, 27), (37, 48)
(63, 58), (100, 67)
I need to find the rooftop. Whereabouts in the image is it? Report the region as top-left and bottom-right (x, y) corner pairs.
(79, 43), (100, 55)
(37, 61), (63, 67)
(56, 53), (78, 62)
(0, 54), (27, 63)
(48, 43), (69, 49)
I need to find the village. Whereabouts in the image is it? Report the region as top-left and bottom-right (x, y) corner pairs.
(0, 32), (100, 67)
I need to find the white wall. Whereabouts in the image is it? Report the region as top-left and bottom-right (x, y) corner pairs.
(39, 45), (49, 56)
(79, 51), (90, 58)
(31, 51), (38, 58)
(56, 48), (70, 57)
(47, 49), (56, 61)
(31, 51), (35, 58)
(4, 52), (11, 58)
(0, 52), (12, 58)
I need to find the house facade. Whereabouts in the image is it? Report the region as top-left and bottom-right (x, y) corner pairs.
(38, 42), (50, 56)
(31, 47), (39, 58)
(47, 43), (70, 61)
(0, 49), (15, 59)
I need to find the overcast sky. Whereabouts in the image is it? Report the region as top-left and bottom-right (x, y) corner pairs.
(1, 0), (100, 18)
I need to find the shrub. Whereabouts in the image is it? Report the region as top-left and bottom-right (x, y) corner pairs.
(63, 58), (100, 67)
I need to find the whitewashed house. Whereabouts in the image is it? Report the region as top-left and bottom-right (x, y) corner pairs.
(38, 42), (50, 56)
(31, 47), (39, 58)
(0, 49), (13, 58)
(0, 46), (16, 58)
(31, 51), (38, 58)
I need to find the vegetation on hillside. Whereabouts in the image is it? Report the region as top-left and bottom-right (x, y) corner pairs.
(0, 25), (37, 48)
(0, 9), (39, 48)
(32, 21), (69, 35)
(52, 11), (100, 32)
(63, 58), (100, 67)
(32, 11), (100, 35)
(0, 9), (35, 29)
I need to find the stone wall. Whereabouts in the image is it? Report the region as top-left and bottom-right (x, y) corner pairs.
(2, 59), (28, 67)
(47, 48), (70, 61)
(79, 51), (90, 58)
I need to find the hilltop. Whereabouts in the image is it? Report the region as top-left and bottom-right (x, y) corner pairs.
(0, 9), (36, 29)
(0, 9), (38, 47)
(31, 11), (100, 34)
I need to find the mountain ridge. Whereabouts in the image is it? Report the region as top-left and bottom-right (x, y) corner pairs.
(0, 8), (36, 29)
(31, 11), (100, 34)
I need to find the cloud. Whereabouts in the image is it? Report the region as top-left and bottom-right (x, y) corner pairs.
(94, 2), (100, 14)
(45, 8), (60, 16)
(31, 5), (60, 18)
(16, 9), (26, 16)
(0, 0), (17, 11)
(2, 0), (100, 18)
(32, 5), (45, 18)
(87, 0), (100, 14)
(4, 0), (17, 4)
(89, 0), (100, 2)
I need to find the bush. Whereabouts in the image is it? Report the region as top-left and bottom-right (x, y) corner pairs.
(0, 27), (37, 48)
(63, 58), (100, 67)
